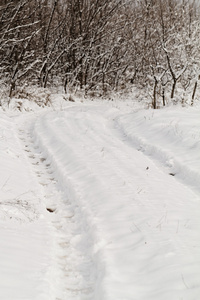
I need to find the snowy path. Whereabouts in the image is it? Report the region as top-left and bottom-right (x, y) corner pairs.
(32, 104), (200, 300)
(0, 102), (200, 300)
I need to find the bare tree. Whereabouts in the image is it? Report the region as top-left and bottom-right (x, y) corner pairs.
(1, 0), (200, 105)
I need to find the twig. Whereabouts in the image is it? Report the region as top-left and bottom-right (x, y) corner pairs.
(0, 176), (10, 190)
(181, 273), (189, 289)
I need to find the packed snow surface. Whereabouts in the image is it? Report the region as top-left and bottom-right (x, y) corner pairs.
(0, 98), (200, 300)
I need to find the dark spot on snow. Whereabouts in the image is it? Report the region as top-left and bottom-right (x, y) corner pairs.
(40, 157), (46, 162)
(46, 207), (55, 213)
(146, 167), (149, 170)
(39, 182), (47, 186)
(169, 173), (175, 176)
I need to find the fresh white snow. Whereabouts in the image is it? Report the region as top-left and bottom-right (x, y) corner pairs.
(0, 97), (200, 300)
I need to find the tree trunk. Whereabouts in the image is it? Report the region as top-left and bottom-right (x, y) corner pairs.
(171, 79), (177, 99)
(162, 87), (165, 106)
(191, 81), (197, 105)
(153, 77), (158, 109)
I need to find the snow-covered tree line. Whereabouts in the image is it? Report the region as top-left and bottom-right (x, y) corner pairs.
(0, 0), (200, 106)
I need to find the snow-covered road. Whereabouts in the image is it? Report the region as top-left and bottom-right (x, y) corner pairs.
(0, 101), (200, 300)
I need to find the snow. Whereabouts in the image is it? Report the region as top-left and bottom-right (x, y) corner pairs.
(0, 114), (52, 299)
(0, 97), (200, 300)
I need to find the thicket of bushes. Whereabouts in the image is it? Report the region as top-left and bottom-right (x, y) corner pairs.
(0, 0), (200, 107)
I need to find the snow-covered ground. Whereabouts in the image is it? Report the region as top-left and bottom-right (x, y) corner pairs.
(0, 96), (200, 300)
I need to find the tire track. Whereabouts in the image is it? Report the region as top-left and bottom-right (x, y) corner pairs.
(17, 120), (96, 300)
